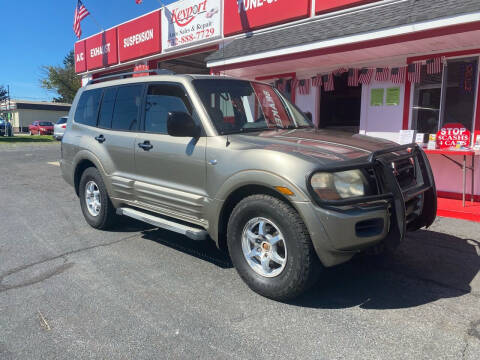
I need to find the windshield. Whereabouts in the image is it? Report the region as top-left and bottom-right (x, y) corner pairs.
(39, 122), (53, 126)
(193, 79), (313, 135)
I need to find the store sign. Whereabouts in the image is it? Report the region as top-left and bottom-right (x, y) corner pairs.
(74, 40), (86, 73)
(436, 123), (471, 149)
(316, 0), (380, 14)
(85, 28), (119, 71)
(162, 0), (221, 50)
(118, 10), (162, 62)
(224, 0), (310, 37)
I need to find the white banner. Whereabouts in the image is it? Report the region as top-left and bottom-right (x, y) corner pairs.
(162, 0), (222, 51)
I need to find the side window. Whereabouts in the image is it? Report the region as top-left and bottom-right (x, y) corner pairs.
(111, 85), (143, 131)
(74, 89), (102, 127)
(98, 87), (117, 129)
(144, 84), (192, 134)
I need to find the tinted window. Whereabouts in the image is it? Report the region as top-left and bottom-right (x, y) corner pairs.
(39, 122), (53, 126)
(144, 84), (192, 134)
(75, 89), (102, 126)
(111, 85), (143, 131)
(98, 87), (117, 129)
(56, 117), (67, 125)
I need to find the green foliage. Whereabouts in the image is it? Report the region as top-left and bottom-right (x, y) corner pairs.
(0, 85), (7, 102)
(40, 50), (81, 103)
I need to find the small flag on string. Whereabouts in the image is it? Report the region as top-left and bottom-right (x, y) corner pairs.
(375, 67), (390, 82)
(391, 67), (406, 84)
(333, 67), (348, 76)
(276, 79), (286, 93)
(347, 68), (359, 87)
(358, 68), (374, 85)
(311, 75), (322, 88)
(408, 63), (422, 83)
(73, 0), (90, 39)
(322, 74), (335, 92)
(298, 79), (311, 95)
(135, 0), (143, 4)
(426, 57), (442, 74)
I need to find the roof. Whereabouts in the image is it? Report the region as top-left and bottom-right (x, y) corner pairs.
(206, 0), (480, 63)
(4, 100), (71, 112)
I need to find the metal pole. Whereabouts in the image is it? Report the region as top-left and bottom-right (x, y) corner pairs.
(7, 85), (11, 136)
(463, 155), (466, 207)
(472, 154), (475, 204)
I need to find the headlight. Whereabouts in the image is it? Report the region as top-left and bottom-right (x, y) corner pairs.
(310, 170), (370, 200)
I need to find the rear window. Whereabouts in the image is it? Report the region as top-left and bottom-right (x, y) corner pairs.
(56, 117), (67, 125)
(111, 85), (143, 131)
(39, 122), (53, 126)
(75, 89), (102, 127)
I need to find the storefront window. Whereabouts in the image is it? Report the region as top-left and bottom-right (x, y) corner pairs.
(441, 57), (477, 130)
(411, 66), (443, 134)
(412, 56), (478, 134)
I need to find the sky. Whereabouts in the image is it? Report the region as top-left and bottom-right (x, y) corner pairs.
(1, 0), (175, 101)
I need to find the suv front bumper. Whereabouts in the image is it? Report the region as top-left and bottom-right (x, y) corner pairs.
(298, 144), (437, 267)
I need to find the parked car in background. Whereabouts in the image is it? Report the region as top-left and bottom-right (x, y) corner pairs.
(0, 118), (13, 136)
(29, 121), (54, 135)
(54, 116), (68, 140)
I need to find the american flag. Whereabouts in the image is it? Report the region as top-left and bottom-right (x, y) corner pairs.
(275, 79), (286, 93)
(135, 0), (143, 4)
(322, 74), (334, 92)
(358, 68), (374, 85)
(391, 67), (406, 84)
(311, 75), (322, 88)
(375, 67), (390, 82)
(73, 0), (90, 39)
(347, 68), (359, 87)
(298, 79), (311, 95)
(407, 63), (422, 83)
(426, 57), (442, 75)
(333, 67), (348, 76)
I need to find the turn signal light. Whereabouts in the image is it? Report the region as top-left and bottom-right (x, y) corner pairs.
(275, 186), (294, 196)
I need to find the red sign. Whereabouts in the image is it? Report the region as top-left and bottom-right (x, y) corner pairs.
(316, 0), (379, 14)
(252, 83), (291, 128)
(85, 28), (119, 71)
(436, 123), (471, 149)
(74, 40), (86, 73)
(118, 10), (161, 62)
(224, 0), (311, 37)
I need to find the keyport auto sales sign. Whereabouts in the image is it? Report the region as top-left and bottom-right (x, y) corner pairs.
(436, 123), (471, 149)
(162, 0), (221, 51)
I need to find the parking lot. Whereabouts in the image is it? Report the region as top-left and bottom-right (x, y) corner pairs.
(0, 143), (479, 359)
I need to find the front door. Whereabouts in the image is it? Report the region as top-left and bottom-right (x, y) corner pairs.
(133, 83), (207, 224)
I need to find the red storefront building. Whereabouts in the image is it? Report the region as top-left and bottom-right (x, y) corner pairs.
(75, 0), (480, 218)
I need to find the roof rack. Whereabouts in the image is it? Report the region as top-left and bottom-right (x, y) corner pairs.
(87, 69), (175, 85)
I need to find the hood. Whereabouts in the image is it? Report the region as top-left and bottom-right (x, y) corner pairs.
(230, 128), (398, 164)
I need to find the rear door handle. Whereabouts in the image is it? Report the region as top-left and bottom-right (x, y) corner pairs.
(138, 141), (153, 151)
(95, 135), (106, 143)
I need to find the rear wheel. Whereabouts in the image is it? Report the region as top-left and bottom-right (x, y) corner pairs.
(79, 167), (118, 230)
(227, 194), (321, 301)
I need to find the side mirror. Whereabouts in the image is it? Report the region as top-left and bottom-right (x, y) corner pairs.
(167, 112), (201, 138)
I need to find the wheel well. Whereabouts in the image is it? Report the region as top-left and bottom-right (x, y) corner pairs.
(217, 185), (292, 252)
(74, 159), (96, 196)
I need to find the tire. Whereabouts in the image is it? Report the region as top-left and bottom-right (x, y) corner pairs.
(227, 194), (321, 301)
(79, 167), (118, 230)
(29, 130), (33, 136)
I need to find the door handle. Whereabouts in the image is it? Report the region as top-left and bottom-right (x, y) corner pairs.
(138, 141), (153, 151)
(95, 135), (106, 143)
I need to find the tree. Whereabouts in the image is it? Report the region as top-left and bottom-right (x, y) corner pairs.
(0, 85), (7, 102)
(40, 50), (81, 103)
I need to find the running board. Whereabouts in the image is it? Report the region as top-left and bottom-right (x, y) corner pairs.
(117, 207), (208, 241)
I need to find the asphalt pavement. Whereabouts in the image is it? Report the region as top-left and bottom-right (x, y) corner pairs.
(0, 143), (479, 359)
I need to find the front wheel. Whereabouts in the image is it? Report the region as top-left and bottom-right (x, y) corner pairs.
(227, 195), (321, 301)
(79, 167), (118, 230)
